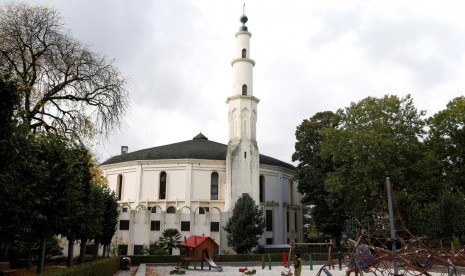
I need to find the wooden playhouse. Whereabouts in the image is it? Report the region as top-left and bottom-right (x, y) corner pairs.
(178, 235), (219, 268)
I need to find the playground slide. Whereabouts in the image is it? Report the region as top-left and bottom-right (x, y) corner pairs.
(204, 252), (223, 272)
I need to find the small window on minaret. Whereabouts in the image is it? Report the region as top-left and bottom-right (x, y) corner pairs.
(242, 48), (246, 58)
(244, 151), (247, 159)
(242, 84), (247, 95)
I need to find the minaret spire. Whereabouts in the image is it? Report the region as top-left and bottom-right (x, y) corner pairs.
(226, 8), (260, 210)
(240, 4), (248, 31)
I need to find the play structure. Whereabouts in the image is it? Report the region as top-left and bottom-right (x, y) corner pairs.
(178, 235), (222, 271)
(340, 178), (465, 276)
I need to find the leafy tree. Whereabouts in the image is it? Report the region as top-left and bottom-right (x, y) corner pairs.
(427, 96), (465, 192)
(224, 194), (265, 254)
(95, 187), (119, 259)
(159, 229), (181, 255)
(25, 133), (90, 273)
(320, 95), (442, 221)
(0, 64), (24, 252)
(425, 97), (465, 242)
(0, 2), (128, 139)
(292, 111), (346, 242)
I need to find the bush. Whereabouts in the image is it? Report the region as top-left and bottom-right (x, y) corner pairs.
(45, 257), (119, 276)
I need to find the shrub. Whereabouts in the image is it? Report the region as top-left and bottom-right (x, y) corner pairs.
(45, 257), (119, 276)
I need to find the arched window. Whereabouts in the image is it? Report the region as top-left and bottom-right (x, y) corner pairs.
(166, 206), (176, 213)
(211, 172), (219, 200)
(242, 84), (247, 95)
(242, 48), (246, 58)
(116, 174), (123, 201)
(159, 172), (167, 200)
(259, 175), (265, 203)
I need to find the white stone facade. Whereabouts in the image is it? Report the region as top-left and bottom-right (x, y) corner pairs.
(101, 158), (302, 255)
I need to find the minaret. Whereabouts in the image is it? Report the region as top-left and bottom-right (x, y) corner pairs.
(225, 9), (260, 210)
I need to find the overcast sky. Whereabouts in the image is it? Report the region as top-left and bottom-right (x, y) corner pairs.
(11, 0), (465, 164)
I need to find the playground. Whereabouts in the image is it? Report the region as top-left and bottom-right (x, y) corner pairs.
(143, 264), (351, 276)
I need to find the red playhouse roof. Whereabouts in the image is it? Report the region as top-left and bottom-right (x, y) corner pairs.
(180, 235), (219, 248)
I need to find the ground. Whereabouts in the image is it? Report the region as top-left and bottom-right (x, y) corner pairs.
(117, 264), (349, 276)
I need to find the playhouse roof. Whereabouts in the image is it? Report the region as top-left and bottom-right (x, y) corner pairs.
(179, 235), (219, 248)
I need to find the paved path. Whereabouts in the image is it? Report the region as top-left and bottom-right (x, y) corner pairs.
(113, 265), (138, 276)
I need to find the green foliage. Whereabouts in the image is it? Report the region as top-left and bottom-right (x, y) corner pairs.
(293, 95), (451, 240)
(143, 241), (167, 255)
(45, 257), (120, 276)
(428, 96), (465, 192)
(97, 187), (119, 247)
(320, 95), (440, 217)
(159, 229), (181, 255)
(292, 111), (346, 241)
(224, 194), (265, 254)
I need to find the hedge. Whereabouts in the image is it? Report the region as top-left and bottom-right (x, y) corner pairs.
(45, 257), (120, 276)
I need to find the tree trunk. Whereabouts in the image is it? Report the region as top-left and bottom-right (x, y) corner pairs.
(27, 248), (32, 269)
(93, 239), (100, 260)
(78, 239), (87, 263)
(2, 244), (8, 260)
(102, 244), (107, 258)
(67, 235), (75, 267)
(36, 235), (47, 274)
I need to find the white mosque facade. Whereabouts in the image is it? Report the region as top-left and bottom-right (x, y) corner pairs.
(100, 13), (303, 255)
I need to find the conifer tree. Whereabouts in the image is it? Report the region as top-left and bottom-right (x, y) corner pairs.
(224, 194), (264, 254)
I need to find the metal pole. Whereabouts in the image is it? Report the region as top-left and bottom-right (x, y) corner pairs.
(386, 177), (399, 275)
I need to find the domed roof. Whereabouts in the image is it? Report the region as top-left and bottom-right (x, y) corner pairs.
(100, 134), (294, 170)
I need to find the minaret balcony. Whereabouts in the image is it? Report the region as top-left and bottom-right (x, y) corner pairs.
(231, 57), (255, 66)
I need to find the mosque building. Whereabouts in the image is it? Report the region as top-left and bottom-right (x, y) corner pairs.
(100, 11), (303, 255)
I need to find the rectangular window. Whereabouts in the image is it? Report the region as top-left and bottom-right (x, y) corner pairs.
(133, 245), (144, 255)
(286, 212), (290, 232)
(266, 238), (273, 245)
(118, 244), (128, 256)
(120, 220), (130, 230)
(210, 222), (220, 232)
(150, 220), (160, 231)
(266, 210), (273, 231)
(181, 221), (190, 231)
(122, 207), (128, 213)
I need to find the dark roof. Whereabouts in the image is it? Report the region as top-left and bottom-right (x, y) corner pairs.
(100, 133), (295, 170)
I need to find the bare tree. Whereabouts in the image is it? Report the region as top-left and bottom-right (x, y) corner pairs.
(0, 3), (128, 139)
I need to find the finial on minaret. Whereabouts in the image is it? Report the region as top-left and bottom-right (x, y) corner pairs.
(239, 3), (248, 31)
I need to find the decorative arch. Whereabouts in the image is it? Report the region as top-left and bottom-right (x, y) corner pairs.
(178, 206), (191, 214)
(118, 204), (132, 213)
(135, 205), (146, 213)
(150, 205), (163, 214)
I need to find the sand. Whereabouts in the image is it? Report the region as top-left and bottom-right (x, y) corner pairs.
(145, 264), (349, 276)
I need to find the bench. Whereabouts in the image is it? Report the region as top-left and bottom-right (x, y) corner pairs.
(0, 262), (17, 276)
